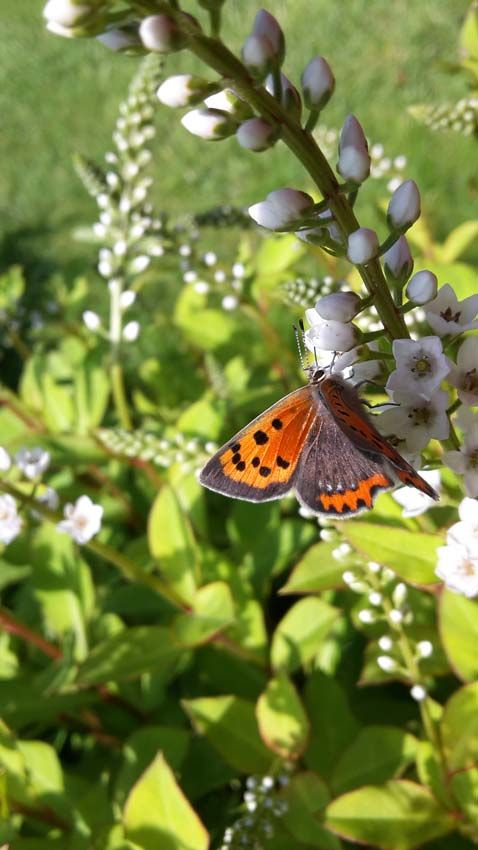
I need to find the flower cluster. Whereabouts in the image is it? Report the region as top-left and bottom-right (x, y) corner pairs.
(315, 126), (408, 193)
(410, 97), (478, 137)
(436, 497), (478, 598)
(96, 427), (216, 473)
(177, 239), (248, 311)
(218, 773), (289, 850)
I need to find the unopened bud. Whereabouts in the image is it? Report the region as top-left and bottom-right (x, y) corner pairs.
(314, 291), (361, 322)
(242, 34), (276, 78)
(181, 108), (237, 141)
(347, 228), (379, 264)
(406, 270), (438, 305)
(248, 188), (314, 231)
(387, 180), (421, 232)
(139, 14), (187, 53)
(236, 117), (278, 151)
(301, 56), (335, 110)
(304, 320), (360, 352)
(157, 74), (214, 108)
(97, 26), (141, 52)
(383, 235), (414, 287)
(251, 9), (284, 64)
(337, 115), (370, 184)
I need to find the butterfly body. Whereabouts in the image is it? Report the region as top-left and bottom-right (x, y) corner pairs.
(199, 369), (438, 518)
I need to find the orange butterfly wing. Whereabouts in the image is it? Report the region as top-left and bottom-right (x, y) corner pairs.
(199, 386), (316, 502)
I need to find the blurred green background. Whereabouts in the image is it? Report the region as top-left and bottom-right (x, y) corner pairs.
(1, 0), (474, 273)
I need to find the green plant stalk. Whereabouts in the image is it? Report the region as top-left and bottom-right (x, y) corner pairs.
(154, 4), (409, 341)
(109, 277), (133, 430)
(0, 481), (186, 611)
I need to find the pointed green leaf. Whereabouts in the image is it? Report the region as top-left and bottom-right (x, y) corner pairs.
(171, 582), (235, 645)
(441, 682), (478, 771)
(326, 781), (454, 850)
(271, 597), (339, 672)
(77, 626), (181, 686)
(280, 543), (345, 594)
(331, 726), (418, 794)
(148, 486), (198, 604)
(341, 524), (440, 585)
(280, 772), (340, 850)
(439, 590), (478, 681)
(451, 768), (478, 827)
(256, 674), (310, 759)
(304, 672), (359, 778)
(123, 753), (209, 850)
(115, 726), (190, 806)
(182, 695), (271, 774)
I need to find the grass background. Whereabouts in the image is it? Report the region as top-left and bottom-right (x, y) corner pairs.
(0, 0), (475, 274)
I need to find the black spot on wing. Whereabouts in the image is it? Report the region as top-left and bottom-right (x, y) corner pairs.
(254, 430), (269, 445)
(252, 456), (260, 468)
(230, 442), (241, 452)
(259, 466), (271, 477)
(236, 461), (246, 471)
(232, 452), (241, 464)
(277, 456), (290, 469)
(271, 418), (283, 430)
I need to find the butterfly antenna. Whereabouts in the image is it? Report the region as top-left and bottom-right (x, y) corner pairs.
(293, 322), (307, 373)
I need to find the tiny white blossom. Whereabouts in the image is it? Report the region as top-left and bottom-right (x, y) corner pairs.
(387, 180), (421, 231)
(139, 14), (185, 53)
(313, 292), (361, 322)
(301, 56), (335, 110)
(392, 470), (441, 517)
(97, 27), (141, 52)
(406, 270), (438, 305)
(222, 295), (238, 311)
(425, 284), (478, 336)
(43, 0), (92, 28)
(15, 447), (50, 480)
(347, 228), (379, 264)
(0, 495), (22, 545)
(368, 561), (382, 573)
(181, 108), (236, 141)
(378, 392), (449, 452)
(417, 640), (433, 658)
(57, 495), (103, 544)
(120, 290), (136, 309)
(377, 655), (396, 672)
(214, 270), (226, 283)
(156, 74), (211, 108)
(436, 540), (478, 597)
(248, 188), (314, 231)
(129, 255), (150, 274)
(123, 321), (140, 341)
(83, 310), (101, 331)
(232, 262), (246, 278)
(446, 497), (478, 553)
(0, 448), (12, 472)
(337, 115), (370, 185)
(304, 319), (359, 352)
(378, 635), (393, 651)
(447, 335), (478, 405)
(443, 408), (478, 497)
(389, 608), (404, 625)
(358, 609), (375, 624)
(203, 252), (217, 267)
(236, 117), (277, 151)
(194, 281), (209, 295)
(332, 542), (352, 559)
(386, 336), (450, 401)
(410, 684), (427, 702)
(369, 591), (383, 606)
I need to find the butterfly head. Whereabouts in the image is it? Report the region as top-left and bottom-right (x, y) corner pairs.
(306, 366), (326, 385)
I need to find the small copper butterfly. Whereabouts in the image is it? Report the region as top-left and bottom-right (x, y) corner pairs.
(199, 367), (439, 517)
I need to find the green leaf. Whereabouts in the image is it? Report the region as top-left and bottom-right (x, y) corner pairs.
(416, 741), (453, 809)
(439, 590), (478, 681)
(77, 626), (181, 686)
(331, 726), (418, 794)
(451, 768), (478, 827)
(304, 671), (359, 778)
(460, 4), (478, 61)
(340, 523), (440, 585)
(115, 726), (190, 806)
(441, 682), (478, 771)
(0, 265), (24, 311)
(280, 772), (340, 850)
(182, 695), (271, 774)
(123, 753), (209, 850)
(256, 674), (310, 759)
(171, 582), (235, 645)
(254, 234), (304, 275)
(326, 781), (454, 850)
(279, 542), (345, 594)
(74, 351), (110, 432)
(271, 597), (339, 673)
(439, 222), (478, 263)
(175, 285), (236, 350)
(148, 485), (199, 605)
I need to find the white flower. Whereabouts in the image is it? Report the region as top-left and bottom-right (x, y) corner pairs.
(337, 115), (370, 184)
(301, 56), (335, 110)
(313, 292), (361, 322)
(383, 235), (413, 285)
(120, 290), (136, 309)
(222, 295), (238, 311)
(369, 591), (383, 606)
(425, 284), (478, 336)
(392, 470), (441, 517)
(156, 74), (210, 108)
(139, 15), (184, 53)
(387, 180), (421, 231)
(447, 335), (478, 405)
(417, 640), (433, 658)
(386, 336), (450, 400)
(389, 608), (404, 625)
(410, 685), (427, 702)
(43, 0), (92, 27)
(377, 655), (396, 672)
(358, 609), (376, 624)
(378, 391), (449, 452)
(347, 228), (379, 264)
(15, 447), (50, 480)
(304, 319), (359, 352)
(406, 270), (437, 305)
(378, 635), (393, 651)
(181, 108), (236, 141)
(436, 541), (478, 598)
(83, 310), (101, 331)
(236, 118), (277, 151)
(248, 188), (314, 231)
(0, 495), (22, 545)
(129, 255), (150, 273)
(123, 321), (140, 341)
(0, 448), (11, 472)
(57, 495), (103, 544)
(443, 409), (478, 497)
(204, 90), (248, 118)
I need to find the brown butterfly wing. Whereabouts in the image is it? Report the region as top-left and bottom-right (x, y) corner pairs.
(295, 403), (394, 517)
(199, 386), (316, 502)
(318, 375), (438, 500)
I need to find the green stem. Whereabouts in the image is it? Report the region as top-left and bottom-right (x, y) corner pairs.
(156, 6), (408, 341)
(111, 361), (133, 430)
(0, 481), (186, 611)
(109, 277), (133, 430)
(304, 108), (319, 133)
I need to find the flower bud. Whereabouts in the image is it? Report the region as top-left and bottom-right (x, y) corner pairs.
(181, 108), (237, 141)
(406, 270), (438, 305)
(383, 235), (414, 286)
(314, 292), (361, 322)
(97, 26), (141, 52)
(304, 320), (360, 352)
(266, 72), (302, 120)
(82, 310), (101, 330)
(204, 90), (252, 121)
(387, 179), (421, 232)
(337, 115), (370, 184)
(139, 15), (186, 53)
(301, 56), (335, 110)
(248, 188), (314, 231)
(251, 9), (284, 65)
(377, 655), (396, 672)
(43, 0), (94, 27)
(242, 34), (276, 78)
(157, 75), (214, 108)
(347, 228), (379, 264)
(236, 117), (278, 151)
(123, 321), (140, 341)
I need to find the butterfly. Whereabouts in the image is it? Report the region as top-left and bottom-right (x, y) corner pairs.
(199, 366), (439, 517)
